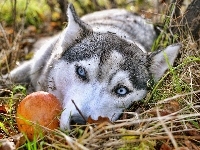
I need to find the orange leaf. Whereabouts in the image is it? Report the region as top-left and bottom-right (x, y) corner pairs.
(87, 116), (111, 124)
(160, 143), (171, 150)
(0, 104), (8, 114)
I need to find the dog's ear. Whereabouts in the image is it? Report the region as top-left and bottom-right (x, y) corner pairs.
(61, 4), (92, 48)
(148, 44), (181, 82)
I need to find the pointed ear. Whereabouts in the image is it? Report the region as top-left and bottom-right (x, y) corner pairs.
(148, 44), (181, 82)
(61, 4), (92, 48)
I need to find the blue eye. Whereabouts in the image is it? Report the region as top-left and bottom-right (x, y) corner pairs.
(76, 66), (87, 80)
(115, 86), (129, 97)
(77, 67), (85, 76)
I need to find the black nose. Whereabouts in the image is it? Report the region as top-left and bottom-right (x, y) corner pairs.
(70, 115), (86, 129)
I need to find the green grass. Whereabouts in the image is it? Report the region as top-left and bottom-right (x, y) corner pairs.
(0, 0), (51, 27)
(0, 122), (8, 135)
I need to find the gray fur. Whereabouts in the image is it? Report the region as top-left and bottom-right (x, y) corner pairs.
(81, 9), (157, 50)
(61, 32), (149, 90)
(8, 4), (181, 130)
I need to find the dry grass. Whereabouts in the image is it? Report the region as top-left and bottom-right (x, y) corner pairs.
(0, 1), (200, 149)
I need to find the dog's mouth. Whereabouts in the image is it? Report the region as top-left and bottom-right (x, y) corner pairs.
(69, 114), (112, 130)
(69, 114), (86, 129)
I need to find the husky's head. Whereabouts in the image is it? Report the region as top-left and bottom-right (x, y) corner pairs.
(46, 4), (180, 130)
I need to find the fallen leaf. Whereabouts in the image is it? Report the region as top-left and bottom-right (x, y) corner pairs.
(87, 116), (111, 124)
(148, 109), (171, 117)
(0, 133), (25, 150)
(184, 140), (200, 150)
(185, 123), (200, 136)
(11, 133), (26, 149)
(0, 105), (8, 114)
(164, 100), (180, 113)
(0, 139), (15, 150)
(184, 140), (193, 150)
(160, 143), (172, 150)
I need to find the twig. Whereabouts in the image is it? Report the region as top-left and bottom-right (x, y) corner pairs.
(0, 23), (11, 50)
(103, 135), (200, 148)
(157, 89), (200, 104)
(105, 113), (200, 130)
(57, 130), (89, 150)
(156, 108), (178, 148)
(71, 99), (87, 122)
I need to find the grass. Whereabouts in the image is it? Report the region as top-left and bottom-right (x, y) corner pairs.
(0, 0), (51, 27)
(0, 0), (200, 149)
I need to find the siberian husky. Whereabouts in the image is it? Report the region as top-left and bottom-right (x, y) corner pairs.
(9, 4), (180, 130)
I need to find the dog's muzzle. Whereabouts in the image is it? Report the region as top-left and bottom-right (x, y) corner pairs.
(70, 114), (86, 129)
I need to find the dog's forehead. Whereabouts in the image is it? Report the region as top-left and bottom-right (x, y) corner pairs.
(62, 32), (145, 62)
(62, 32), (150, 89)
(97, 50), (124, 80)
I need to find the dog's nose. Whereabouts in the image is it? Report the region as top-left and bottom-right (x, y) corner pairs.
(70, 115), (86, 129)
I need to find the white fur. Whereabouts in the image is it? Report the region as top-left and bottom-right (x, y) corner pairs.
(48, 54), (147, 129)
(150, 44), (180, 81)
